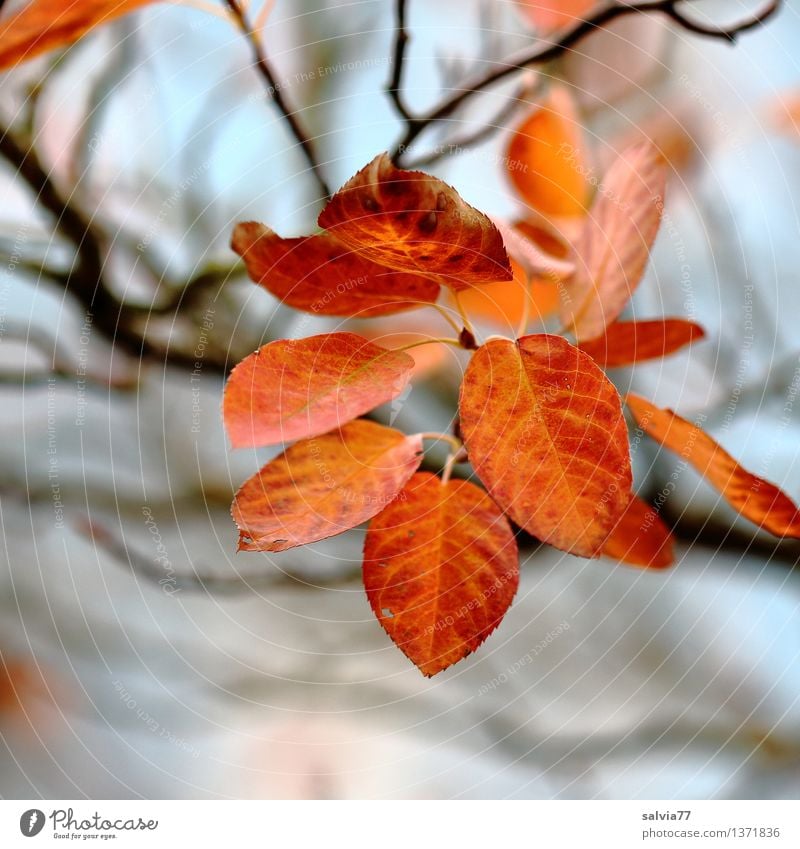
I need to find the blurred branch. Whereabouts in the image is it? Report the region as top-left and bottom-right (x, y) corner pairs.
(81, 516), (362, 594)
(386, 0), (412, 121)
(389, 0), (782, 165)
(0, 124), (234, 376)
(224, 0), (331, 199)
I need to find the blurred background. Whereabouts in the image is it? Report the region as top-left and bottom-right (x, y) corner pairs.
(0, 0), (799, 799)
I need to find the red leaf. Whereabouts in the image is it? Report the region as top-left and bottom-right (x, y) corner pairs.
(459, 334), (632, 557)
(232, 421), (423, 552)
(627, 394), (800, 538)
(0, 0), (156, 69)
(602, 495), (675, 569)
(231, 223), (440, 317)
(224, 332), (415, 448)
(579, 319), (705, 367)
(318, 153), (512, 289)
(363, 472), (519, 676)
(562, 142), (667, 341)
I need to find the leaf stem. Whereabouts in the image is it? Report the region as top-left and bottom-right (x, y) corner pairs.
(395, 336), (463, 352)
(453, 290), (477, 341)
(419, 432), (463, 454)
(516, 268), (532, 340)
(430, 302), (463, 335)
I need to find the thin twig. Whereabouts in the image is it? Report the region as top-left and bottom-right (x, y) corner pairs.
(402, 82), (530, 169)
(389, 0), (782, 164)
(224, 0), (331, 199)
(386, 0), (413, 121)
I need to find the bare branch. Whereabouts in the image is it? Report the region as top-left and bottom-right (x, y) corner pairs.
(386, 0), (413, 121)
(224, 0), (331, 199)
(402, 82), (530, 169)
(389, 0), (783, 164)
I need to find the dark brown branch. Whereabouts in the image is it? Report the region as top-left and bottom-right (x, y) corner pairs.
(390, 0), (782, 164)
(386, 0), (412, 121)
(224, 0), (331, 199)
(402, 83), (529, 169)
(0, 124), (233, 376)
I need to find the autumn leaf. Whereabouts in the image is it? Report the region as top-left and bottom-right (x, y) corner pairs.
(0, 0), (156, 70)
(232, 420), (423, 551)
(768, 89), (800, 138)
(363, 472), (518, 676)
(459, 334), (632, 557)
(516, 0), (595, 33)
(506, 85), (592, 219)
(231, 223), (440, 317)
(224, 333), (415, 448)
(601, 495), (675, 569)
(318, 153), (512, 289)
(627, 394), (800, 538)
(456, 258), (558, 332)
(579, 319), (705, 367)
(562, 142), (667, 342)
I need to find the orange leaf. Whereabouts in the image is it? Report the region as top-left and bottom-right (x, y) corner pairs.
(456, 258), (558, 331)
(579, 319), (705, 367)
(459, 334), (632, 557)
(363, 472), (518, 676)
(224, 333), (415, 448)
(601, 495), (675, 569)
(231, 223), (440, 317)
(232, 420), (423, 551)
(627, 394), (800, 538)
(318, 153), (512, 289)
(506, 85), (592, 219)
(562, 142), (667, 341)
(0, 0), (156, 69)
(516, 0), (595, 33)
(768, 90), (800, 138)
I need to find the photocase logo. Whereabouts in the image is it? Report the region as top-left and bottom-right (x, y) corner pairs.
(19, 809), (45, 837)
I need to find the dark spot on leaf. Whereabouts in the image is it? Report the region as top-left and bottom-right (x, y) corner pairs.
(361, 195), (380, 212)
(436, 191), (447, 212)
(418, 210), (438, 234)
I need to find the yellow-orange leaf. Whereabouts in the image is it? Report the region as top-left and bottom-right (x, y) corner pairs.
(459, 334), (632, 557)
(516, 0), (595, 33)
(602, 495), (675, 569)
(0, 0), (156, 69)
(627, 394), (800, 538)
(318, 153), (512, 289)
(232, 421), (423, 552)
(224, 333), (415, 448)
(579, 319), (705, 367)
(456, 258), (558, 331)
(231, 223), (440, 317)
(563, 142), (667, 341)
(363, 472), (518, 676)
(506, 85), (591, 219)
